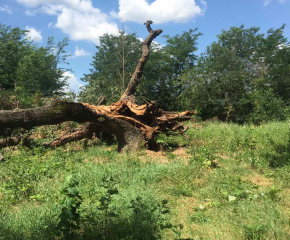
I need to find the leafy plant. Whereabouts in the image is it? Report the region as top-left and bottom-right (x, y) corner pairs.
(190, 145), (218, 168)
(266, 187), (281, 201)
(56, 175), (83, 239)
(97, 176), (119, 239)
(129, 197), (172, 239)
(172, 224), (193, 240)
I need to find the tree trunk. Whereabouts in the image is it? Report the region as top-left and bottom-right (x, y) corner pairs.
(0, 99), (195, 151)
(0, 21), (195, 151)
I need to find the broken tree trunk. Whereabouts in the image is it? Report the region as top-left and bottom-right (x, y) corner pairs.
(44, 96), (107, 148)
(0, 99), (195, 151)
(0, 21), (196, 151)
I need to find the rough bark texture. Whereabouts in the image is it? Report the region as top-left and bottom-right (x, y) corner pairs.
(0, 100), (147, 151)
(0, 21), (195, 151)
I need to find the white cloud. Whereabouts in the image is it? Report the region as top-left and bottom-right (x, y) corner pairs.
(117, 0), (204, 24)
(48, 22), (53, 28)
(69, 46), (91, 58)
(109, 9), (118, 19)
(25, 10), (36, 16)
(55, 7), (119, 44)
(63, 71), (83, 93)
(200, 0), (207, 15)
(0, 5), (12, 14)
(75, 46), (91, 57)
(17, 0), (206, 44)
(264, 0), (288, 5)
(25, 26), (43, 42)
(17, 0), (119, 45)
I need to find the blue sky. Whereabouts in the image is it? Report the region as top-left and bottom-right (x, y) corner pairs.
(0, 0), (289, 93)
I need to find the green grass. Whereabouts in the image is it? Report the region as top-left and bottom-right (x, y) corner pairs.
(1, 121), (290, 239)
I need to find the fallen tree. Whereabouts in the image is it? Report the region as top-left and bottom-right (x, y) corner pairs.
(0, 21), (196, 151)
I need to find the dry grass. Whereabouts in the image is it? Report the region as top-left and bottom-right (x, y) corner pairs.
(247, 174), (273, 187)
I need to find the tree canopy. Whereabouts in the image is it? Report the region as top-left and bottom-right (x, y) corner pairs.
(79, 31), (142, 104)
(180, 24), (290, 123)
(0, 24), (69, 109)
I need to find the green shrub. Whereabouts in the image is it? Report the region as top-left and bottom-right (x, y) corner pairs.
(249, 89), (289, 124)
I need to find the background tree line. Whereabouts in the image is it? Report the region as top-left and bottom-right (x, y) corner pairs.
(1, 23), (289, 124)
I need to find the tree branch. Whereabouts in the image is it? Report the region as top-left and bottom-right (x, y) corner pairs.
(120, 20), (163, 101)
(46, 96), (106, 148)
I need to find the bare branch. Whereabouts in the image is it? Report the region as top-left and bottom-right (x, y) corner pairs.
(120, 20), (163, 101)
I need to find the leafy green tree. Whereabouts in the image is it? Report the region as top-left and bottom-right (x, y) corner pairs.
(0, 24), (30, 90)
(260, 25), (290, 103)
(181, 25), (290, 123)
(0, 24), (69, 108)
(136, 45), (172, 107)
(249, 89), (288, 124)
(163, 28), (202, 74)
(16, 37), (69, 106)
(181, 41), (252, 122)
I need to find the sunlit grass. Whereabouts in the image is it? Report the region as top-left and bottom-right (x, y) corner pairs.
(1, 120), (290, 239)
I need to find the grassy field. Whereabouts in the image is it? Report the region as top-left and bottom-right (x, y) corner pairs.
(0, 121), (290, 240)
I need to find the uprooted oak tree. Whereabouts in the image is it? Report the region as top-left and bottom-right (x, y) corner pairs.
(0, 21), (196, 151)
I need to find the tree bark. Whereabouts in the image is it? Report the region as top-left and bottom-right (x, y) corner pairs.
(45, 122), (99, 148)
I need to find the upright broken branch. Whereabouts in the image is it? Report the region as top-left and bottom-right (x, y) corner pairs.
(120, 20), (163, 101)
